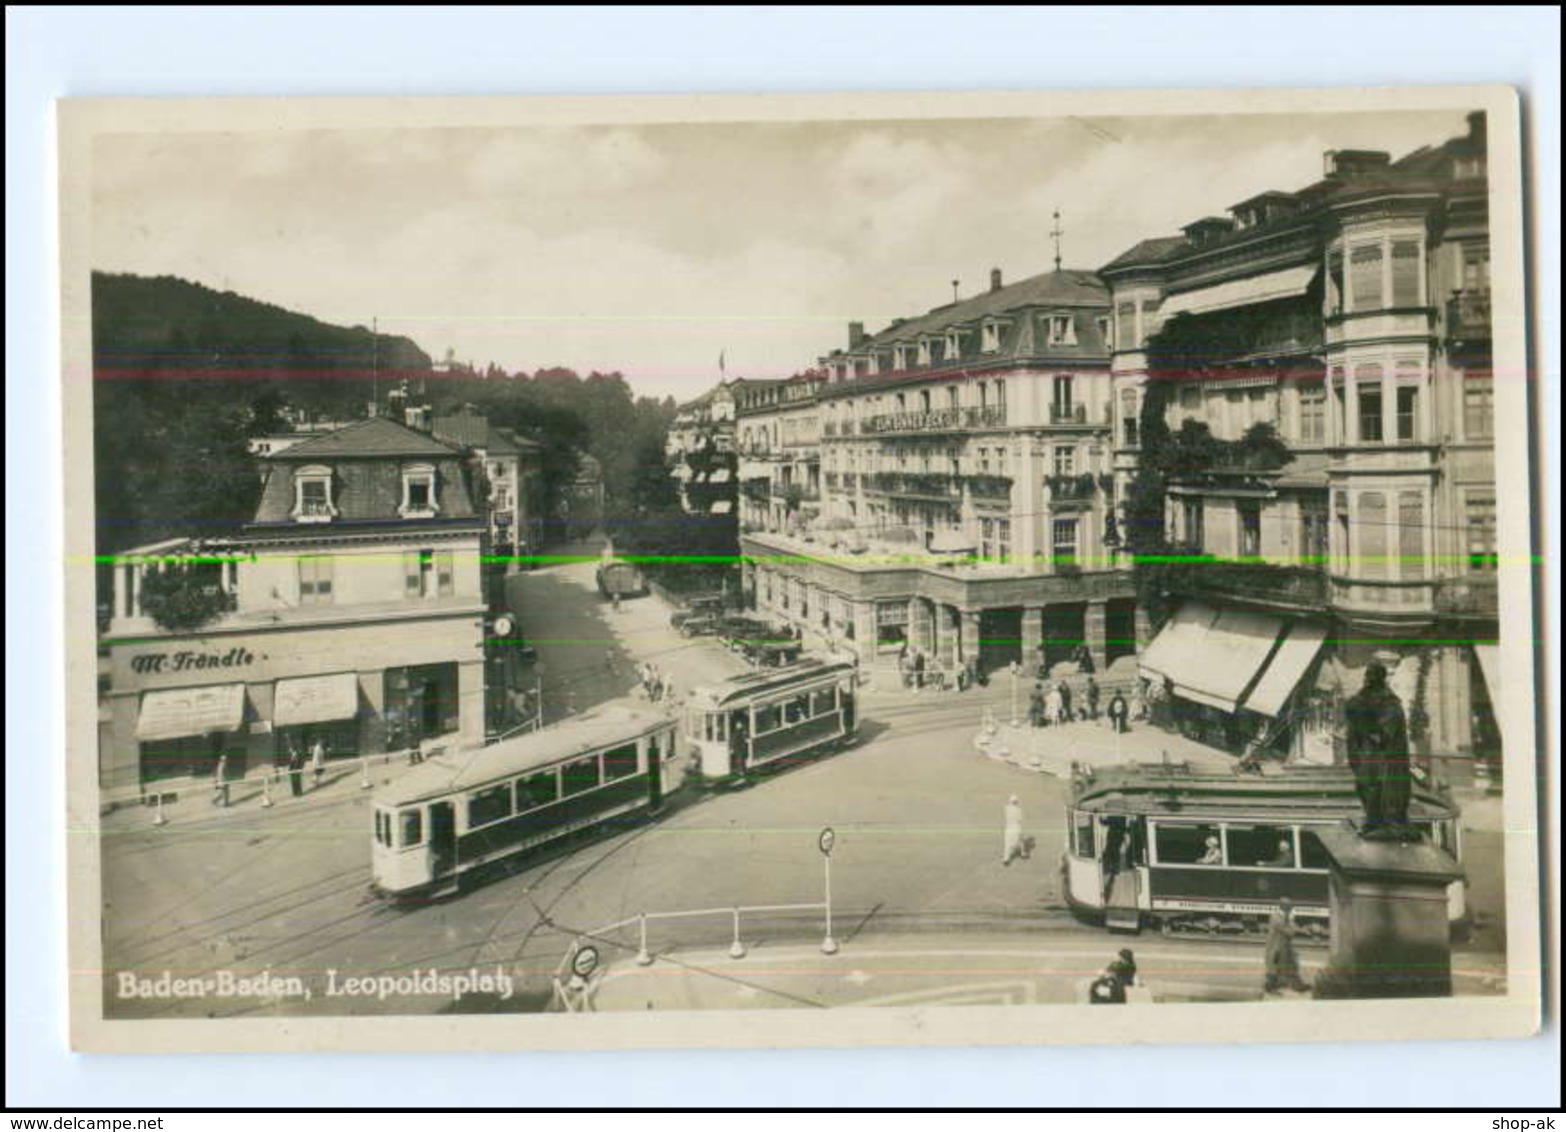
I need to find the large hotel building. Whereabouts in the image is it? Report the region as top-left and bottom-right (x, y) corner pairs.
(734, 112), (1500, 770)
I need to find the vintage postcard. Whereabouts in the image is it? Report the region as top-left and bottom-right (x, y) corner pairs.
(61, 85), (1543, 1054)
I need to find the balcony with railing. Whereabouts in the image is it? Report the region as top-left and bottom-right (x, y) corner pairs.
(1043, 473), (1100, 504)
(1435, 574), (1498, 618)
(966, 474), (1014, 499)
(1171, 557), (1330, 610)
(1446, 291), (1491, 344)
(1048, 402), (1089, 425)
(859, 404), (1006, 436)
(865, 471), (962, 499)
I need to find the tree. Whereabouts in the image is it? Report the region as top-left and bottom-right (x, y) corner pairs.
(137, 560), (231, 631)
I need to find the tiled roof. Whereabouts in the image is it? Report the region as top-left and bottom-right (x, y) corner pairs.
(1104, 121), (1484, 276)
(487, 427), (541, 456)
(862, 269), (1108, 348)
(248, 454), (480, 525)
(431, 412), (491, 451)
(1100, 236), (1190, 272)
(269, 417), (461, 460)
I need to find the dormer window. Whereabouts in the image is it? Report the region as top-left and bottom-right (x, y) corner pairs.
(1096, 316), (1113, 350)
(292, 465), (337, 523)
(399, 463), (439, 518)
(981, 321), (1002, 353)
(944, 330), (963, 359)
(917, 339), (932, 366)
(1046, 315), (1078, 346)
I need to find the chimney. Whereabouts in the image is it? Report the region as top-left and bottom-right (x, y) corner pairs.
(990, 267), (1003, 292)
(1466, 110), (1486, 143)
(1324, 149), (1391, 180)
(848, 321), (866, 350)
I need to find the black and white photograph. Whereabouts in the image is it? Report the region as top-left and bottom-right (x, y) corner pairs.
(57, 84), (1542, 1055)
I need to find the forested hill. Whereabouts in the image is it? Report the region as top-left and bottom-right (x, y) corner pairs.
(92, 273), (435, 560)
(93, 272), (430, 414)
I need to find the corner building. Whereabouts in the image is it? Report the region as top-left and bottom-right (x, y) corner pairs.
(1101, 113), (1499, 770)
(741, 267), (1142, 679)
(99, 417), (490, 791)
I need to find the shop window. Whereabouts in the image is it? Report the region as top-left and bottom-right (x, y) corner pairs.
(298, 556), (334, 605)
(1181, 499), (1204, 551)
(1300, 502), (1329, 568)
(602, 744), (639, 782)
(399, 810), (423, 848)
(1238, 502), (1262, 559)
(561, 756), (600, 797)
(467, 784), (512, 829)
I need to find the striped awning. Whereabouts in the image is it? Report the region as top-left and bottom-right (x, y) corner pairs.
(1162, 264), (1318, 319)
(1245, 621), (1329, 718)
(1471, 644), (1499, 701)
(273, 673), (360, 727)
(136, 683), (247, 742)
(1141, 603), (1289, 714)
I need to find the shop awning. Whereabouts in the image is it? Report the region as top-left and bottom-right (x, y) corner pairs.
(1141, 603), (1288, 713)
(1139, 602), (1219, 683)
(1176, 609), (1287, 712)
(136, 683), (247, 742)
(1471, 644), (1500, 702)
(273, 673), (361, 727)
(1162, 264), (1318, 319)
(709, 499), (733, 515)
(1245, 621), (1329, 718)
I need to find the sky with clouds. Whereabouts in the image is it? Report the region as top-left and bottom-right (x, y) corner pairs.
(91, 107), (1471, 403)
